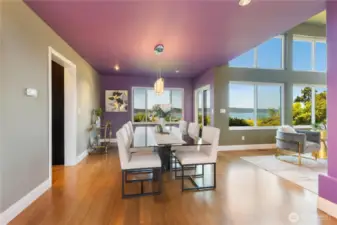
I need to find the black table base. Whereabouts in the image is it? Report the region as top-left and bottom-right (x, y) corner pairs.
(155, 145), (171, 172)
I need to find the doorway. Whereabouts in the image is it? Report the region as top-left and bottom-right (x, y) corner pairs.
(195, 85), (211, 127)
(52, 61), (65, 165)
(48, 47), (77, 185)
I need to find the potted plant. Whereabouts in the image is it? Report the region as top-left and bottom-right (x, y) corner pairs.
(93, 107), (103, 128)
(152, 104), (171, 127)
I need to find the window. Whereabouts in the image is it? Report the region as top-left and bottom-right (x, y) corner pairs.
(229, 82), (283, 127)
(132, 88), (184, 123)
(292, 85), (327, 126)
(292, 36), (327, 72)
(229, 36), (284, 69)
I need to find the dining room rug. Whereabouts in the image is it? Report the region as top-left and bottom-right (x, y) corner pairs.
(240, 155), (327, 194)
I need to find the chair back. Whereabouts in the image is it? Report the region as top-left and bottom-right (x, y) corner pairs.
(201, 126), (220, 161)
(179, 120), (188, 135)
(188, 122), (199, 138)
(127, 121), (134, 136)
(123, 124), (133, 143)
(116, 128), (131, 169)
(120, 126), (130, 147)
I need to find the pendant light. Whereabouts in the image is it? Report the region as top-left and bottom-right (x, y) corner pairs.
(153, 44), (165, 95)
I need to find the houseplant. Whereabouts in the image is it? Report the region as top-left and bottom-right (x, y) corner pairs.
(93, 107), (103, 128)
(152, 104), (171, 126)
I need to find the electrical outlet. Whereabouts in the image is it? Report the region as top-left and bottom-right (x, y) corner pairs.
(242, 136), (245, 141)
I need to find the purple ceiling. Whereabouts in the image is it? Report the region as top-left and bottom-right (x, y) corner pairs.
(25, 0), (325, 77)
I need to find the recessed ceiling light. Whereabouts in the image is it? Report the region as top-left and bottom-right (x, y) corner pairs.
(239, 0), (251, 6)
(114, 64), (120, 71)
(175, 70), (179, 73)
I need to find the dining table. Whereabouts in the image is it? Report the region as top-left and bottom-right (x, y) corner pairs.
(131, 125), (211, 172)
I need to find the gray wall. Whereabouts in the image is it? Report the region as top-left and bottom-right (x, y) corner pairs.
(213, 23), (326, 145)
(0, 1), (100, 212)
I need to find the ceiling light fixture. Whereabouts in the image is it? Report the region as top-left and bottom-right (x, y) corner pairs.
(239, 0), (251, 6)
(154, 44), (164, 55)
(114, 64), (120, 71)
(175, 70), (179, 73)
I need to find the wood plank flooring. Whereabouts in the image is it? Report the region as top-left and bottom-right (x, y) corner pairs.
(10, 148), (337, 225)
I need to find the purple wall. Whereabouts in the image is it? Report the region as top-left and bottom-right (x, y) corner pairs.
(192, 69), (215, 125)
(319, 2), (337, 205)
(100, 75), (193, 137)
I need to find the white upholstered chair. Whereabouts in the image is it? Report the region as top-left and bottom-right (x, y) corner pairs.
(116, 128), (162, 198)
(179, 120), (188, 135)
(188, 122), (200, 138)
(175, 126), (220, 191)
(126, 121), (134, 137)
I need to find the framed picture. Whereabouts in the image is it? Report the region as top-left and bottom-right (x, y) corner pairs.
(105, 90), (128, 112)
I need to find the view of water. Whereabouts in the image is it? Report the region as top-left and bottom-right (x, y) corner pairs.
(230, 112), (270, 119)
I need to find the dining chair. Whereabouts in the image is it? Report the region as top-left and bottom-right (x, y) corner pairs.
(188, 122), (200, 138)
(121, 125), (153, 154)
(179, 120), (188, 135)
(175, 126), (220, 192)
(127, 121), (134, 137)
(116, 128), (162, 198)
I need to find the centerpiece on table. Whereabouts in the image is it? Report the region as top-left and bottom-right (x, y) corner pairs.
(152, 104), (172, 133)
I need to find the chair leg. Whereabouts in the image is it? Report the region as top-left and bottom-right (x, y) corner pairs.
(122, 170), (125, 198)
(213, 163), (216, 189)
(298, 143), (302, 166)
(181, 165), (184, 192)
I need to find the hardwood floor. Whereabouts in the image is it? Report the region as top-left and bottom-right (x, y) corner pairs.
(10, 148), (337, 225)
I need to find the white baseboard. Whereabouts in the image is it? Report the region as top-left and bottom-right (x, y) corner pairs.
(77, 150), (88, 164)
(0, 178), (51, 225)
(318, 197), (337, 219)
(217, 143), (276, 151)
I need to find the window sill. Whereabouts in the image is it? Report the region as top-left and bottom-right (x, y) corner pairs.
(229, 126), (281, 131)
(293, 125), (312, 129)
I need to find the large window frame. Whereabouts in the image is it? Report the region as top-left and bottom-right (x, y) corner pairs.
(131, 87), (184, 124)
(292, 84), (327, 128)
(229, 35), (285, 70)
(292, 35), (327, 72)
(229, 81), (285, 130)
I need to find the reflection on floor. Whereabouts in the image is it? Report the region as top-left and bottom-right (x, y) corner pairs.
(10, 148), (337, 225)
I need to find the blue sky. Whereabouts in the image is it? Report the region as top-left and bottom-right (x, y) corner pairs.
(134, 89), (182, 109)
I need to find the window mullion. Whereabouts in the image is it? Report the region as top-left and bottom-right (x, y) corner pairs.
(170, 90), (172, 123)
(311, 87), (316, 124)
(254, 84), (258, 126)
(145, 88), (148, 123)
(254, 47), (258, 68)
(312, 40), (316, 71)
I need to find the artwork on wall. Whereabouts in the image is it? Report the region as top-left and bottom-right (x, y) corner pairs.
(105, 90), (128, 112)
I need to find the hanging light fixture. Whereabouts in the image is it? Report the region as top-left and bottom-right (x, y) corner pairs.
(153, 44), (165, 95)
(154, 68), (164, 95)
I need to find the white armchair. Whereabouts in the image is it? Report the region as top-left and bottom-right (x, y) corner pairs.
(116, 128), (162, 198)
(175, 126), (220, 191)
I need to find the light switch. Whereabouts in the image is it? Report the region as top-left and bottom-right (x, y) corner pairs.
(25, 88), (38, 98)
(78, 108), (81, 115)
(220, 109), (226, 114)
